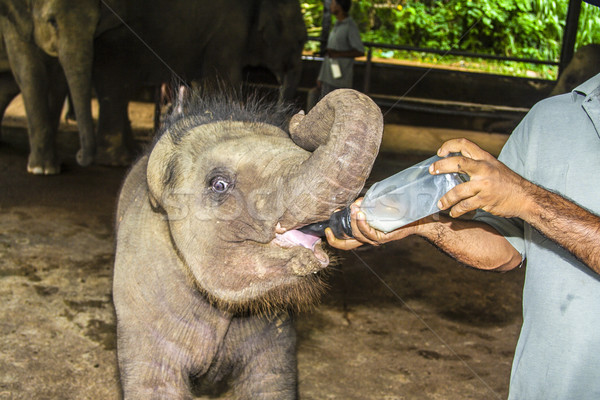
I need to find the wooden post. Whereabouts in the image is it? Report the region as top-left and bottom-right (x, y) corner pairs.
(558, 0), (582, 77)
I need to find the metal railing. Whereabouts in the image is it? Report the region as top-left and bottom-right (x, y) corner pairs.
(307, 37), (559, 95)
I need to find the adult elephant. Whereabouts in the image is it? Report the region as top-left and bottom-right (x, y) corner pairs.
(0, 10), (70, 174)
(3, 0), (306, 170)
(90, 0), (307, 164)
(0, 33), (21, 137)
(0, 0), (122, 173)
(246, 0), (308, 102)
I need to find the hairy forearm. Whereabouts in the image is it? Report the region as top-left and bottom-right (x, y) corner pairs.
(417, 215), (522, 272)
(522, 182), (600, 274)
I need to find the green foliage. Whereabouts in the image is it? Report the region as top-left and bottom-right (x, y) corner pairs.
(301, 0), (600, 78)
(301, 1), (324, 52)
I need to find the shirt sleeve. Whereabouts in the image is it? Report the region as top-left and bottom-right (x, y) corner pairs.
(472, 112), (531, 258)
(347, 21), (365, 53)
(473, 211), (526, 256)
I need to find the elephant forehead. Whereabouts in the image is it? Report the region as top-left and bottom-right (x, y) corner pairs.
(183, 121), (289, 143)
(202, 135), (309, 173)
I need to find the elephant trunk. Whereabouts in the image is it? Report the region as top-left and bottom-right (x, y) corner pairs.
(59, 39), (96, 166)
(278, 58), (302, 102)
(280, 89), (383, 228)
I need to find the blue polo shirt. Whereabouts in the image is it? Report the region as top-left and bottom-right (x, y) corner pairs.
(475, 73), (600, 399)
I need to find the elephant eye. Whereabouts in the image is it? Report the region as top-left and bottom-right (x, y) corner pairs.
(210, 176), (232, 193)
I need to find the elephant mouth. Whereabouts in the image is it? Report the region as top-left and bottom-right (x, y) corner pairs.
(272, 228), (329, 271)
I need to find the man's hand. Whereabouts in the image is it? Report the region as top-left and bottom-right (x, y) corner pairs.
(324, 144), (524, 271)
(432, 138), (600, 274)
(325, 199), (421, 250)
(431, 138), (534, 219)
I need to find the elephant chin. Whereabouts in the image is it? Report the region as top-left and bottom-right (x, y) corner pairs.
(203, 268), (330, 315)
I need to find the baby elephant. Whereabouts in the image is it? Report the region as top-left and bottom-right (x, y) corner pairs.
(112, 89), (383, 399)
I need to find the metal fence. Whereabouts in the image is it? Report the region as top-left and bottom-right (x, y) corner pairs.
(307, 37), (560, 95)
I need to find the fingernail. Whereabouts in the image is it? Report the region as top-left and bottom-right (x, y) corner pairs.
(437, 200), (443, 209)
(357, 211), (365, 220)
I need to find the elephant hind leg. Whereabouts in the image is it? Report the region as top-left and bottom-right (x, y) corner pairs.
(0, 72), (21, 139)
(26, 69), (68, 175)
(95, 98), (137, 166)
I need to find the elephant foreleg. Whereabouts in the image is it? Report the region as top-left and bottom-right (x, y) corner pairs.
(227, 315), (298, 400)
(4, 30), (62, 174)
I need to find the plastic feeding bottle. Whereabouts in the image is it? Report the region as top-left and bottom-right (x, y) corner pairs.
(299, 154), (468, 238)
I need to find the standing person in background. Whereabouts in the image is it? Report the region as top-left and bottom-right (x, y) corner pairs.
(317, 0), (365, 98)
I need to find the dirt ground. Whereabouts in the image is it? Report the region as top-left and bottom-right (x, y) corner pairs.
(0, 98), (524, 399)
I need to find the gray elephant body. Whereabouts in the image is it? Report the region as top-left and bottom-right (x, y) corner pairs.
(551, 44), (600, 96)
(0, 0), (115, 173)
(0, 0), (306, 172)
(0, 33), (21, 137)
(0, 9), (71, 174)
(92, 0), (307, 165)
(113, 89), (383, 398)
(115, 157), (298, 399)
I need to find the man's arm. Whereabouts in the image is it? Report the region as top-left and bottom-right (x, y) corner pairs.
(417, 215), (522, 271)
(433, 139), (600, 274)
(326, 204), (522, 272)
(327, 138), (600, 275)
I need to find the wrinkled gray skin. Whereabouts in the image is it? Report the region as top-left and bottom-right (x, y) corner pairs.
(0, 0), (107, 173)
(113, 89), (383, 399)
(92, 0), (307, 165)
(245, 0), (307, 101)
(0, 0), (124, 173)
(551, 44), (600, 96)
(0, 9), (70, 174)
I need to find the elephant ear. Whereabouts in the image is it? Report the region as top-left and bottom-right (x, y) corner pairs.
(146, 134), (178, 211)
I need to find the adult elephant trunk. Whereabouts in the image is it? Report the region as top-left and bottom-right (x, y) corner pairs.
(58, 40), (95, 166)
(278, 58), (302, 102)
(280, 89), (383, 228)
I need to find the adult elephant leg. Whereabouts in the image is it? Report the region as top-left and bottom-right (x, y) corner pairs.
(4, 32), (60, 174)
(279, 61), (302, 103)
(96, 93), (134, 166)
(0, 71), (20, 137)
(46, 62), (69, 142)
(93, 43), (136, 167)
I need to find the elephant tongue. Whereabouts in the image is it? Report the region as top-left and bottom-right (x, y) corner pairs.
(275, 230), (321, 251)
(274, 230), (329, 268)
